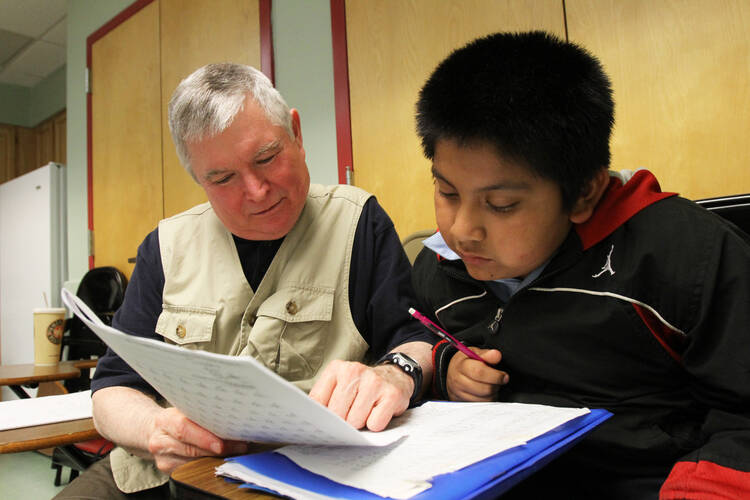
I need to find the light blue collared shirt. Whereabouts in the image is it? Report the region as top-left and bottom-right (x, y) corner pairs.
(423, 232), (547, 303)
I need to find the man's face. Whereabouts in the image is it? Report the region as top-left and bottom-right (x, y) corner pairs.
(187, 97), (310, 240)
(432, 138), (573, 281)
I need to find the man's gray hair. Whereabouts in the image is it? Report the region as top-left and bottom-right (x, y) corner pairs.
(168, 63), (293, 179)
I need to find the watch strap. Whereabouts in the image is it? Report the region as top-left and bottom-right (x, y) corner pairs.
(377, 352), (423, 408)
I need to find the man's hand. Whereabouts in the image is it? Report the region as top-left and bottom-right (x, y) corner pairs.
(446, 347), (508, 401)
(92, 386), (248, 474)
(146, 407), (249, 473)
(309, 360), (412, 432)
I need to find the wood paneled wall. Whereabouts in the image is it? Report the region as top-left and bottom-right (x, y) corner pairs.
(344, 0), (750, 240)
(567, 0), (750, 200)
(0, 110), (66, 185)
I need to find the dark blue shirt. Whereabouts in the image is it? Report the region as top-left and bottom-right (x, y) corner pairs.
(92, 197), (433, 396)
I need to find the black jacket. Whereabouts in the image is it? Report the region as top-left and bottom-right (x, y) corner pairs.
(413, 171), (750, 499)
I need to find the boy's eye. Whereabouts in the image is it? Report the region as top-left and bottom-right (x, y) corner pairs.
(487, 201), (517, 213)
(438, 190), (458, 200)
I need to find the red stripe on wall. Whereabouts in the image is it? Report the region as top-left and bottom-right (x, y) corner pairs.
(330, 0), (353, 185)
(259, 0), (274, 83)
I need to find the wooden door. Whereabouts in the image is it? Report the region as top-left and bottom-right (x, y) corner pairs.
(344, 0), (565, 239)
(159, 0), (261, 217)
(0, 125), (14, 184)
(91, 1), (163, 278)
(53, 111), (66, 164)
(14, 127), (36, 177)
(567, 0), (750, 198)
(36, 120), (55, 166)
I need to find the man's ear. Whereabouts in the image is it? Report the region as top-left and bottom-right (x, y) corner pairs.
(569, 168), (610, 224)
(290, 108), (303, 147)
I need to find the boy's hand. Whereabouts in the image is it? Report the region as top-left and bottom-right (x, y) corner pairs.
(446, 347), (508, 401)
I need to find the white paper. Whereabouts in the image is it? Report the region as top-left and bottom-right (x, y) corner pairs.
(0, 390), (93, 431)
(276, 401), (589, 499)
(218, 462), (338, 500)
(61, 289), (403, 447)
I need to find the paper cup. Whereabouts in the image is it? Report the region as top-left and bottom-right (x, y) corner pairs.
(33, 308), (66, 366)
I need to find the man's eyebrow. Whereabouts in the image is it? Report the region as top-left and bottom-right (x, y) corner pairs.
(201, 140), (284, 181)
(431, 165), (530, 191)
(255, 139), (282, 158)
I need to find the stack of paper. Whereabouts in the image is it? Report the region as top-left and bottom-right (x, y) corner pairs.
(217, 402), (607, 499)
(0, 390), (92, 431)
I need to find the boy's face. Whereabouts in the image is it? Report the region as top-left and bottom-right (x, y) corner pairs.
(432, 138), (573, 281)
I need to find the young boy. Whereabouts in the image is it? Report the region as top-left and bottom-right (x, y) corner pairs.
(412, 31), (750, 499)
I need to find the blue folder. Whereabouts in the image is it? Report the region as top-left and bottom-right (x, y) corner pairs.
(225, 408), (611, 499)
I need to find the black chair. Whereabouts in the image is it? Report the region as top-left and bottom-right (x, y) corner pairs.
(51, 266), (127, 485)
(60, 266), (127, 392)
(695, 193), (750, 235)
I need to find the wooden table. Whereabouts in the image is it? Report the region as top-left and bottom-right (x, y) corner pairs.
(0, 359), (102, 454)
(170, 445), (280, 500)
(0, 359), (98, 399)
(0, 418), (99, 454)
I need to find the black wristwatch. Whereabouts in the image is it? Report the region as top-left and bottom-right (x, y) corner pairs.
(376, 352), (423, 408)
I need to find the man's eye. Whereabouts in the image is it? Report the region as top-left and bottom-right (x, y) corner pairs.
(257, 153), (277, 165)
(213, 174), (233, 185)
(438, 190), (458, 199)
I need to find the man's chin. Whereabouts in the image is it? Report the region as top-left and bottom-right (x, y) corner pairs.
(230, 217), (295, 241)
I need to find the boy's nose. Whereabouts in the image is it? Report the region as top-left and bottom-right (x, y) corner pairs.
(452, 206), (485, 242)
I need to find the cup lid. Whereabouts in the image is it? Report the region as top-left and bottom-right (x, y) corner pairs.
(33, 307), (66, 313)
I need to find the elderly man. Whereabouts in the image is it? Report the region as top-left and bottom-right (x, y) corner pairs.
(55, 63), (433, 499)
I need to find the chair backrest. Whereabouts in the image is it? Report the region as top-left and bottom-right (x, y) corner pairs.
(63, 266), (127, 392)
(402, 229), (436, 265)
(695, 193), (750, 235)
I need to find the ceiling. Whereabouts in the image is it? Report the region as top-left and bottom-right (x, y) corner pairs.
(0, 0), (67, 88)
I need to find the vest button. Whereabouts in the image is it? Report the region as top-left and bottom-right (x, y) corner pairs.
(176, 324), (186, 338)
(285, 300), (298, 315)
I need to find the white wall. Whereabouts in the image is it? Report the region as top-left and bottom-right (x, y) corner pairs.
(273, 0), (339, 186)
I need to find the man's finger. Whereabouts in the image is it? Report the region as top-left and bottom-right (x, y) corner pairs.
(365, 400), (394, 432)
(308, 367), (338, 407)
(159, 409), (224, 454)
(326, 374), (360, 420)
(344, 384), (379, 429)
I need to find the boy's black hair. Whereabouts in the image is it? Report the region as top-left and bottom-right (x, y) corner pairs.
(416, 31), (614, 211)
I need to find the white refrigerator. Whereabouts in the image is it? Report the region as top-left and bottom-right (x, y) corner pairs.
(0, 162), (68, 400)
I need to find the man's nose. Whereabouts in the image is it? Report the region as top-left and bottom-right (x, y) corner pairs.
(452, 204), (485, 242)
(241, 170), (269, 201)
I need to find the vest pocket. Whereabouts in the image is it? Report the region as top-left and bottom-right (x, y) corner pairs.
(253, 286), (334, 381)
(156, 305), (216, 346)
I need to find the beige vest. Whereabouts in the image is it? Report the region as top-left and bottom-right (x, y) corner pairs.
(110, 183), (371, 492)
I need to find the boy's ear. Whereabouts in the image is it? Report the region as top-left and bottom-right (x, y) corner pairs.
(569, 168), (610, 224)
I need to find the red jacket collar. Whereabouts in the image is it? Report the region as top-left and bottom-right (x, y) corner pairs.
(575, 170), (677, 250)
